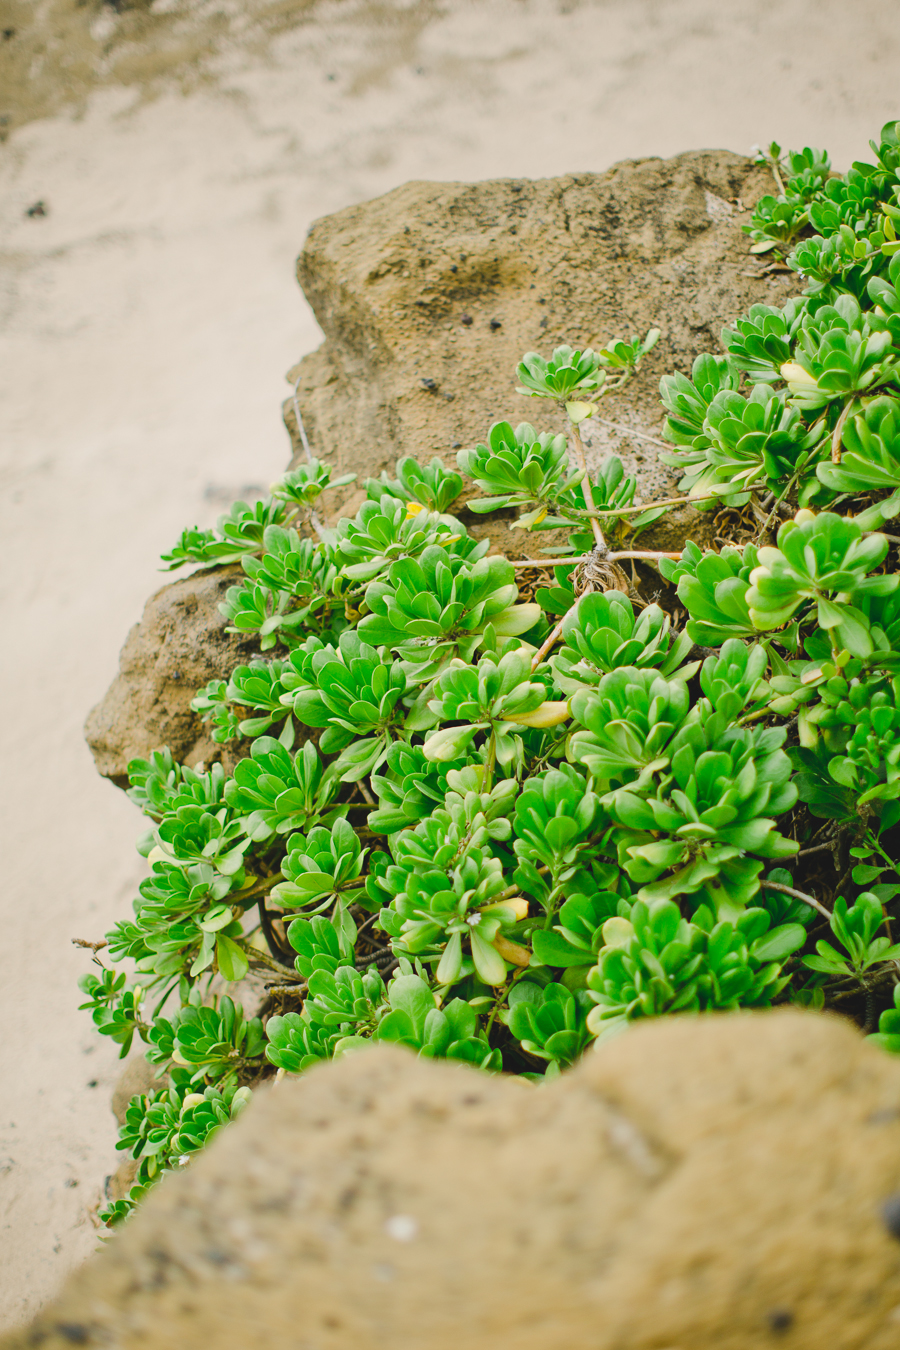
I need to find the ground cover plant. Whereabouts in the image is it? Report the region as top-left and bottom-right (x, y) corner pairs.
(81, 121), (900, 1226)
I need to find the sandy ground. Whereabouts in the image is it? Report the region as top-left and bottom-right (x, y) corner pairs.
(1, 0), (898, 1330)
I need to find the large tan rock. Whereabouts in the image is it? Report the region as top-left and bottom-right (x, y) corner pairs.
(9, 1010), (900, 1350)
(84, 566), (258, 786)
(286, 151), (796, 517)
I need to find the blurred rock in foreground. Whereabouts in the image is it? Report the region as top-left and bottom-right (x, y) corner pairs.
(7, 1010), (900, 1350)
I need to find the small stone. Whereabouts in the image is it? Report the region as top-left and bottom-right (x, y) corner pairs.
(882, 1193), (900, 1239)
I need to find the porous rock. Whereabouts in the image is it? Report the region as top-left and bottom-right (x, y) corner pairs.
(9, 1009), (900, 1350)
(285, 150), (797, 523)
(84, 567), (258, 786)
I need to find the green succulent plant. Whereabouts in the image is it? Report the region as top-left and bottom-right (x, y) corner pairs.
(335, 496), (482, 582)
(704, 383), (822, 493)
(359, 546), (539, 666)
(106, 854), (248, 981)
(223, 738), (343, 842)
(456, 421), (576, 518)
(802, 892), (900, 981)
(264, 1012), (346, 1074)
(557, 455), (666, 550)
(528, 887), (623, 970)
(424, 648), (567, 767)
(511, 764), (604, 914)
(505, 981), (592, 1072)
(160, 498), (287, 570)
(828, 684), (900, 805)
(78, 969), (147, 1057)
(698, 639), (771, 720)
(272, 817), (367, 910)
(585, 899), (806, 1039)
(301, 963), (387, 1032)
(817, 395), (900, 493)
(868, 983), (900, 1053)
(721, 300), (808, 384)
(567, 667), (692, 787)
(550, 590), (695, 694)
(280, 630), (432, 780)
(659, 353), (740, 447)
(365, 456), (464, 514)
(192, 658), (296, 744)
(271, 458), (357, 508)
(368, 741), (474, 834)
(781, 297), (900, 410)
(516, 345), (606, 399)
(744, 195), (811, 253)
(745, 510), (898, 655)
(606, 707), (798, 919)
(658, 541), (761, 646)
(285, 912), (357, 979)
(373, 973), (501, 1068)
(100, 1075), (252, 1225)
(147, 992), (265, 1084)
(80, 120), (900, 1234)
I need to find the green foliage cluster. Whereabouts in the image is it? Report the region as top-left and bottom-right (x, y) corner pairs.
(656, 124), (900, 510)
(83, 121), (900, 1229)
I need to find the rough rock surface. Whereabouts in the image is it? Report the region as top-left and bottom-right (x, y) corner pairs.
(286, 150), (797, 520)
(9, 1010), (900, 1350)
(84, 567), (258, 786)
(86, 151), (798, 782)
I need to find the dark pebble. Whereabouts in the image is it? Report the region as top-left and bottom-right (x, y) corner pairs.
(766, 1307), (794, 1333)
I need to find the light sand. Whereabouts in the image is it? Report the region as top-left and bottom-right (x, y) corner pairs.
(1, 0), (898, 1330)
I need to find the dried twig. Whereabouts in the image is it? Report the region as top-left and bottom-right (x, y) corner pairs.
(759, 878), (831, 920)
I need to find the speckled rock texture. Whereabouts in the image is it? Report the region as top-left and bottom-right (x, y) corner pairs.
(83, 567), (257, 786)
(7, 1010), (900, 1350)
(85, 150), (797, 783)
(285, 150), (796, 517)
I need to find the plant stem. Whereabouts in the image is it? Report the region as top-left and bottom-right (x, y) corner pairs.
(481, 732), (497, 791)
(485, 968), (528, 1038)
(555, 488), (732, 521)
(609, 549), (683, 561)
(756, 466), (805, 542)
(234, 873), (283, 906)
(514, 550), (682, 571)
(568, 420), (607, 550)
(247, 944), (295, 974)
(758, 878), (831, 919)
(793, 841), (838, 859)
(831, 398), (856, 465)
(531, 610), (571, 671)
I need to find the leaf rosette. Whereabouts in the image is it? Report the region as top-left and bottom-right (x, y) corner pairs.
(551, 591), (695, 695)
(359, 545), (539, 665)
